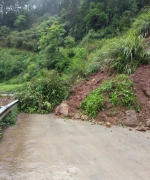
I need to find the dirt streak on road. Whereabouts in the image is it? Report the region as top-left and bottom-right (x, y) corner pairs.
(0, 113), (150, 180)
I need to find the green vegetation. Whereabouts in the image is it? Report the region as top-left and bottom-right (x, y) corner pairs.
(132, 9), (150, 37)
(4, 28), (39, 52)
(0, 47), (38, 83)
(0, 107), (19, 139)
(0, 0), (150, 114)
(85, 31), (149, 75)
(16, 69), (69, 114)
(0, 83), (25, 93)
(81, 75), (139, 118)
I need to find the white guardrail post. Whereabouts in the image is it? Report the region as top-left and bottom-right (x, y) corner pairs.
(0, 100), (19, 121)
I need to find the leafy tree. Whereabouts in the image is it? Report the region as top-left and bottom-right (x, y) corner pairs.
(84, 2), (108, 32)
(39, 22), (66, 69)
(14, 14), (27, 31)
(0, 25), (10, 39)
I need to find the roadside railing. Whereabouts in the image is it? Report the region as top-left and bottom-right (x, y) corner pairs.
(0, 100), (19, 121)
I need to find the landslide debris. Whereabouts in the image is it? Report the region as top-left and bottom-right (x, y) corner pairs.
(66, 65), (150, 129)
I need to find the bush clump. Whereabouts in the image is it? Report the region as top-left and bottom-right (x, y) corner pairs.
(81, 74), (139, 118)
(16, 69), (69, 114)
(86, 31), (149, 75)
(0, 106), (19, 139)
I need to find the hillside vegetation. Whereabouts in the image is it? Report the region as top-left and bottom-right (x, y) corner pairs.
(0, 0), (150, 116)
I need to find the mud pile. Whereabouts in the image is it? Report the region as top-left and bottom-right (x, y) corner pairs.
(67, 65), (150, 128)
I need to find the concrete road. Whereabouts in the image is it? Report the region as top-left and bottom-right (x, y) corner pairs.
(0, 113), (150, 180)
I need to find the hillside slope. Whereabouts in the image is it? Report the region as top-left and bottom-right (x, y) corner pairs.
(66, 64), (150, 129)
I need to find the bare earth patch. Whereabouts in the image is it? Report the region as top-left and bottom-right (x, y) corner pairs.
(67, 70), (113, 116)
(0, 96), (14, 107)
(66, 65), (150, 128)
(130, 65), (150, 123)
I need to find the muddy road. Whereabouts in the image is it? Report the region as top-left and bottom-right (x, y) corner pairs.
(0, 114), (150, 180)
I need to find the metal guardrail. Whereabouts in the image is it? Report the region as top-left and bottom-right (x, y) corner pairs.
(0, 100), (19, 121)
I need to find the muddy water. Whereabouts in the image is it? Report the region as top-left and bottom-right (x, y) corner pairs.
(0, 113), (150, 180)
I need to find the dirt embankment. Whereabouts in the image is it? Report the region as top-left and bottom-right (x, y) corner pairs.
(68, 70), (112, 116)
(130, 65), (150, 121)
(66, 65), (150, 129)
(0, 96), (14, 107)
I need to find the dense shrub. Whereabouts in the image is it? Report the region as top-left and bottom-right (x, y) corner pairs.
(132, 9), (150, 37)
(57, 47), (89, 78)
(0, 48), (38, 82)
(16, 69), (69, 114)
(0, 25), (10, 36)
(4, 28), (39, 52)
(0, 106), (19, 139)
(86, 31), (149, 75)
(81, 75), (139, 118)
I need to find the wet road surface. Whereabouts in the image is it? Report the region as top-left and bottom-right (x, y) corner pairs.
(0, 113), (150, 180)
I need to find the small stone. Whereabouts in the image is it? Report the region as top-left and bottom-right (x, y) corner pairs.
(74, 113), (81, 119)
(97, 122), (104, 125)
(59, 103), (69, 116)
(67, 167), (78, 175)
(125, 110), (138, 127)
(106, 122), (111, 128)
(129, 128), (132, 131)
(81, 115), (89, 121)
(91, 121), (96, 125)
(146, 119), (150, 127)
(137, 126), (147, 132)
(142, 87), (150, 98)
(55, 105), (60, 115)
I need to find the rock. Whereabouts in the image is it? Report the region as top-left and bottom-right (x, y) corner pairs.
(59, 103), (69, 116)
(138, 114), (142, 117)
(97, 121), (104, 125)
(74, 113), (81, 119)
(106, 122), (111, 127)
(67, 167), (78, 175)
(143, 87), (150, 98)
(137, 126), (147, 132)
(99, 114), (107, 122)
(55, 105), (60, 115)
(125, 110), (138, 127)
(129, 128), (132, 131)
(146, 119), (150, 127)
(55, 103), (69, 116)
(81, 115), (89, 121)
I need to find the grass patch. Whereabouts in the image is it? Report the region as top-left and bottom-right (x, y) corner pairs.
(81, 74), (140, 118)
(0, 106), (19, 139)
(0, 83), (25, 93)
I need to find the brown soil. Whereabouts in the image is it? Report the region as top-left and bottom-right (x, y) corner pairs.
(130, 65), (150, 122)
(68, 70), (113, 116)
(67, 65), (150, 127)
(0, 96), (14, 107)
